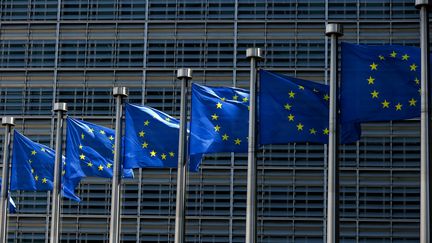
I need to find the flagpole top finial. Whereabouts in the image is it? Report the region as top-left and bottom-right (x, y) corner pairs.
(325, 23), (343, 37)
(1, 117), (14, 126)
(415, 0), (432, 8)
(53, 102), (68, 112)
(246, 48), (263, 60)
(113, 87), (128, 97)
(177, 68), (193, 80)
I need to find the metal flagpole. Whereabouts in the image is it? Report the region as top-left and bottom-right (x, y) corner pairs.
(325, 23), (343, 243)
(109, 87), (128, 243)
(0, 117), (14, 243)
(50, 103), (67, 243)
(416, 1), (432, 243)
(245, 48), (263, 243)
(174, 68), (192, 243)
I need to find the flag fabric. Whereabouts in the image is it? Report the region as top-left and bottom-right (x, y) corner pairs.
(10, 131), (80, 202)
(190, 83), (249, 155)
(64, 118), (134, 192)
(259, 70), (331, 144)
(0, 178), (17, 213)
(341, 42), (422, 125)
(124, 103), (202, 172)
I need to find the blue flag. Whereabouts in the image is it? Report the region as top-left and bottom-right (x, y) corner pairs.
(64, 118), (134, 193)
(190, 83), (249, 155)
(341, 42), (423, 124)
(10, 131), (80, 202)
(0, 178), (17, 213)
(124, 103), (202, 172)
(260, 70), (330, 144)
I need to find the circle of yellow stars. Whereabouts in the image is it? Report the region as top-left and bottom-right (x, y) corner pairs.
(368, 51), (419, 111)
(138, 117), (175, 161)
(29, 147), (50, 184)
(284, 85), (329, 136)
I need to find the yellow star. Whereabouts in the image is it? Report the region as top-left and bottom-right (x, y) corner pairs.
(28, 159), (32, 163)
(165, 117), (170, 122)
(142, 142), (148, 148)
(298, 85), (304, 90)
(112, 150), (115, 155)
(309, 128), (317, 135)
(313, 89), (319, 93)
(87, 162), (93, 167)
(31, 169), (34, 173)
(98, 165), (103, 171)
(107, 163), (112, 168)
(81, 133), (85, 139)
(42, 178), (47, 183)
(381, 100), (390, 108)
(284, 104), (292, 110)
(367, 76), (375, 85)
(409, 98), (417, 106)
(288, 91), (296, 98)
(62, 170), (66, 175)
(169, 152), (175, 157)
(410, 63), (417, 71)
(288, 114), (295, 121)
(34, 175), (39, 181)
(222, 134), (229, 141)
(144, 120), (150, 126)
(296, 123), (304, 131)
(31, 150), (37, 155)
(323, 94), (330, 101)
(323, 128), (329, 135)
(139, 131), (145, 137)
(395, 103), (403, 110)
(370, 62), (378, 70)
(419, 88), (422, 94)
(41, 148), (45, 152)
(371, 90), (379, 98)
(161, 153), (167, 160)
(214, 125), (221, 132)
(233, 95), (238, 100)
(221, 97), (226, 101)
(211, 114), (219, 120)
(79, 144), (83, 149)
(379, 55), (385, 60)
(402, 54), (410, 60)
(390, 51), (397, 58)
(242, 97), (248, 103)
(150, 150), (157, 157)
(415, 78), (420, 85)
(108, 136), (114, 141)
(88, 128), (94, 133)
(216, 102), (222, 109)
(234, 138), (241, 145)
(80, 154), (85, 160)
(100, 130), (105, 135)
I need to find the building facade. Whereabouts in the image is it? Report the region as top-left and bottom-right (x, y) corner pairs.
(0, 0), (427, 242)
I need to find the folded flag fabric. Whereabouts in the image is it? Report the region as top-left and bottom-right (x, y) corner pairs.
(124, 103), (202, 172)
(64, 118), (134, 192)
(10, 131), (80, 202)
(190, 83), (249, 155)
(0, 178), (17, 213)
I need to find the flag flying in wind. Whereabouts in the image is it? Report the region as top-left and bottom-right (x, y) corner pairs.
(259, 70), (360, 144)
(0, 178), (17, 213)
(124, 103), (202, 172)
(10, 131), (80, 202)
(341, 42), (423, 125)
(190, 83), (249, 155)
(64, 118), (134, 194)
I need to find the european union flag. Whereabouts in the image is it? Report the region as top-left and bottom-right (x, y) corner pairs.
(190, 83), (249, 155)
(259, 70), (332, 144)
(65, 118), (134, 193)
(10, 131), (80, 202)
(341, 42), (423, 124)
(0, 178), (17, 213)
(124, 103), (202, 172)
